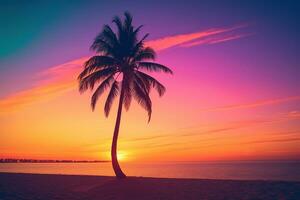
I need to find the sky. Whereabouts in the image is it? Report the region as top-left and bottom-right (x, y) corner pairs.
(0, 0), (299, 162)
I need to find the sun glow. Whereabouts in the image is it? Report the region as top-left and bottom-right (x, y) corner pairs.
(104, 151), (128, 161)
(117, 151), (128, 161)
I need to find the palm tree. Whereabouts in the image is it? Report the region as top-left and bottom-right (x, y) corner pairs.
(78, 12), (173, 178)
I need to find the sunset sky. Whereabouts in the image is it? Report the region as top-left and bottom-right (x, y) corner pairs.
(0, 0), (299, 162)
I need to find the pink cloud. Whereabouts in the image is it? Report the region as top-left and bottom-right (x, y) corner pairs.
(146, 24), (249, 50)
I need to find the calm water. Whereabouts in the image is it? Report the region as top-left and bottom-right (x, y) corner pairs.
(0, 161), (299, 181)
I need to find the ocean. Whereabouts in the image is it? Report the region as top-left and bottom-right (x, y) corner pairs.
(0, 160), (299, 181)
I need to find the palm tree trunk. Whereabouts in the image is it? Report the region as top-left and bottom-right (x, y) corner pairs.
(111, 82), (126, 179)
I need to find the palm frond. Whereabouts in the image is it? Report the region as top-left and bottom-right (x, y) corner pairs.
(84, 55), (116, 69)
(101, 24), (119, 47)
(91, 74), (115, 110)
(90, 37), (115, 55)
(138, 62), (173, 74)
(104, 81), (120, 117)
(112, 15), (123, 34)
(134, 47), (156, 62)
(133, 25), (143, 35)
(112, 14), (125, 44)
(137, 33), (149, 45)
(122, 79), (132, 111)
(132, 33), (149, 55)
(124, 11), (133, 31)
(79, 67), (116, 93)
(78, 56), (117, 80)
(133, 80), (152, 122)
(133, 72), (150, 93)
(135, 71), (166, 96)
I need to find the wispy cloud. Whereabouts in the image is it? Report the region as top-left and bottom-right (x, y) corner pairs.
(147, 24), (250, 50)
(241, 137), (300, 145)
(77, 113), (300, 154)
(131, 113), (300, 144)
(288, 110), (300, 118)
(159, 129), (300, 153)
(200, 96), (300, 112)
(0, 24), (251, 113)
(181, 32), (253, 47)
(124, 135), (171, 142)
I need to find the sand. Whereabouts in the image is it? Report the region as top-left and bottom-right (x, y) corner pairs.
(0, 173), (299, 200)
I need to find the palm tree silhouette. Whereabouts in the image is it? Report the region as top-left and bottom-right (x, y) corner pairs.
(78, 12), (173, 178)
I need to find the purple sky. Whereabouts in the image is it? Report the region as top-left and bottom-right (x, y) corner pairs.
(0, 0), (299, 97)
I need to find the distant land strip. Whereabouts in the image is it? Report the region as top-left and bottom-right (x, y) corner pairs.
(0, 158), (109, 163)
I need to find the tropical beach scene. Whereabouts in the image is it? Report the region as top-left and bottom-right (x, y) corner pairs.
(0, 1), (300, 199)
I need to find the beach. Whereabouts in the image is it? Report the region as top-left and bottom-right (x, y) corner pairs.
(0, 173), (299, 200)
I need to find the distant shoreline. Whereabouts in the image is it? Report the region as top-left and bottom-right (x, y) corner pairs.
(0, 172), (299, 200)
(1, 159), (300, 163)
(0, 159), (109, 163)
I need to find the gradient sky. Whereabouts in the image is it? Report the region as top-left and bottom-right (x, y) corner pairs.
(0, 0), (299, 162)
